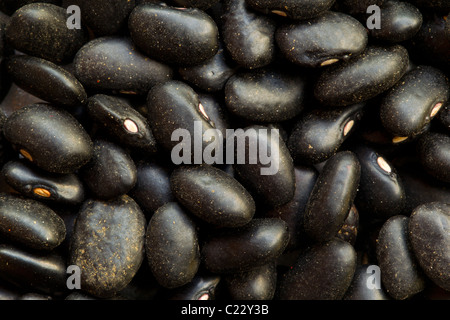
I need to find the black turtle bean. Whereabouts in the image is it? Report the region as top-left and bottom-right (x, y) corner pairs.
(198, 93), (230, 139)
(0, 193), (66, 251)
(0, 1), (62, 16)
(0, 244), (67, 295)
(352, 144), (406, 219)
(304, 151), (361, 243)
(80, 139), (137, 200)
(287, 103), (365, 165)
(5, 3), (87, 64)
(380, 65), (449, 138)
(128, 4), (219, 66)
(343, 264), (390, 300)
(334, 0), (385, 16)
(6, 55), (87, 108)
(145, 202), (200, 288)
(314, 45), (409, 106)
(276, 11), (368, 68)
(74, 36), (173, 96)
(171, 164), (255, 228)
(202, 218), (289, 274)
(245, 0), (335, 20)
(278, 238), (357, 300)
(224, 66), (306, 122)
(221, 0), (277, 69)
(69, 195), (146, 298)
(376, 215), (426, 300)
(87, 94), (158, 153)
(369, 1), (423, 43)
(1, 160), (84, 204)
(225, 263), (277, 300)
(409, 202), (450, 292)
(233, 125), (295, 208)
(417, 132), (450, 183)
(3, 103), (93, 174)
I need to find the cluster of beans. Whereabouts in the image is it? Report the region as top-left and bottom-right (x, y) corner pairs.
(0, 0), (448, 301)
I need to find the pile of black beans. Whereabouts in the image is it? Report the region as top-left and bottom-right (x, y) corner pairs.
(0, 0), (448, 301)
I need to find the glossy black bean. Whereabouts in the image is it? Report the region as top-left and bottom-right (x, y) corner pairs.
(224, 66), (306, 122)
(171, 164), (255, 228)
(0, 244), (67, 295)
(80, 140), (137, 200)
(304, 151), (361, 243)
(278, 238), (357, 300)
(369, 1), (422, 43)
(74, 36), (173, 95)
(3, 103), (93, 174)
(417, 132), (450, 183)
(221, 0), (276, 69)
(202, 218), (289, 273)
(264, 166), (318, 250)
(225, 263), (277, 300)
(5, 3), (87, 64)
(145, 202), (200, 288)
(314, 45), (409, 106)
(233, 125), (295, 208)
(167, 274), (221, 300)
(6, 55), (87, 108)
(353, 144), (406, 219)
(129, 4), (219, 66)
(198, 93), (230, 139)
(69, 195), (146, 298)
(1, 160), (84, 204)
(0, 193), (65, 251)
(380, 65), (449, 138)
(246, 0), (335, 20)
(376, 215), (426, 299)
(288, 103), (365, 165)
(129, 160), (174, 215)
(87, 94), (158, 153)
(0, 1), (62, 16)
(146, 80), (215, 153)
(178, 43), (239, 92)
(276, 11), (368, 68)
(170, 0), (221, 10)
(67, 0), (135, 36)
(409, 202), (450, 291)
(343, 264), (390, 300)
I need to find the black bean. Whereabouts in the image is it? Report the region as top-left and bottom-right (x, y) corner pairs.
(0, 193), (65, 251)
(221, 0), (276, 69)
(171, 164), (255, 228)
(417, 132), (450, 183)
(224, 66), (306, 122)
(145, 202), (200, 288)
(1, 160), (84, 204)
(352, 144), (406, 219)
(343, 264), (390, 300)
(5, 3), (87, 64)
(334, 0), (385, 16)
(80, 139), (137, 200)
(336, 204), (359, 246)
(278, 238), (357, 300)
(87, 94), (158, 153)
(376, 215), (426, 299)
(74, 36), (173, 96)
(409, 202), (450, 291)
(166, 274), (221, 300)
(314, 45), (409, 106)
(380, 65), (449, 138)
(69, 195), (146, 298)
(233, 125), (295, 208)
(170, 0), (221, 10)
(225, 263), (277, 300)
(6, 55), (87, 108)
(246, 0), (335, 20)
(198, 93), (230, 139)
(66, 0), (135, 36)
(0, 1), (62, 16)
(276, 11), (368, 68)
(369, 1), (423, 43)
(202, 218), (289, 273)
(129, 4), (219, 66)
(0, 244), (67, 295)
(288, 103), (365, 165)
(304, 151), (361, 243)
(3, 103), (93, 174)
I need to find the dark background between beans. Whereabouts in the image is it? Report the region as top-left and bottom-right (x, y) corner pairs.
(0, 0), (448, 302)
